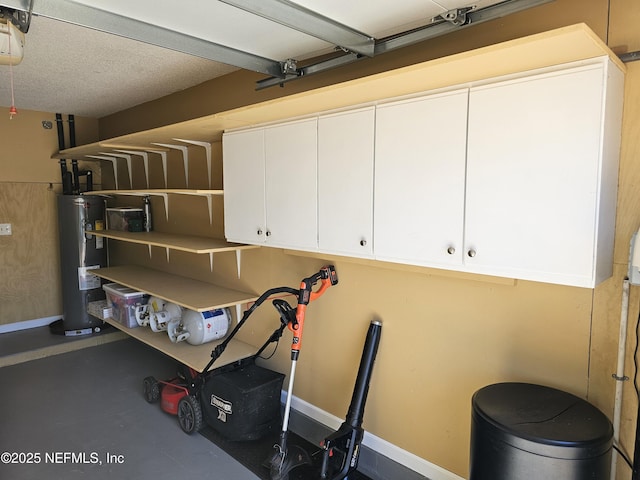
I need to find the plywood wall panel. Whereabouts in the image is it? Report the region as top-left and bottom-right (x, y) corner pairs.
(0, 183), (62, 324)
(612, 63), (640, 265)
(0, 109), (100, 327)
(610, 0), (640, 53)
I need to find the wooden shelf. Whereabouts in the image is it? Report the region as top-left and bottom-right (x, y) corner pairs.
(86, 189), (225, 224)
(89, 230), (257, 255)
(99, 315), (257, 373)
(89, 189), (223, 196)
(92, 265), (259, 312)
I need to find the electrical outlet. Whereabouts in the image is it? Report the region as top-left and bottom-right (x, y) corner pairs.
(0, 223), (12, 236)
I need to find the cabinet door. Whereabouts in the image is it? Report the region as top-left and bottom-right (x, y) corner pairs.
(465, 65), (605, 285)
(374, 89), (469, 267)
(318, 107), (375, 257)
(264, 118), (318, 250)
(222, 128), (266, 244)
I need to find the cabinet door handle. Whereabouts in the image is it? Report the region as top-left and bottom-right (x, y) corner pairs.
(467, 249), (477, 258)
(360, 239), (367, 247)
(447, 246), (456, 255)
(257, 228), (263, 236)
(266, 230), (271, 237)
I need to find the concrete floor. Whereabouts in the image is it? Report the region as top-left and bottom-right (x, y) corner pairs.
(0, 329), (260, 480)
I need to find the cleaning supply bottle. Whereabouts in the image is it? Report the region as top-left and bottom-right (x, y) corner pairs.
(143, 195), (153, 232)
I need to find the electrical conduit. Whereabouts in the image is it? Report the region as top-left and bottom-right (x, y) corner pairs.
(611, 277), (631, 480)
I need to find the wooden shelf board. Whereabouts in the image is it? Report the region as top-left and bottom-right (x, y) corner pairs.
(88, 189), (224, 196)
(101, 316), (257, 372)
(93, 265), (259, 312)
(90, 230), (258, 254)
(51, 114), (245, 159)
(52, 25), (621, 162)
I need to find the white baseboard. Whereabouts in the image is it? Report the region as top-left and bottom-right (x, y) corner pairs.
(282, 392), (465, 480)
(0, 316), (62, 334)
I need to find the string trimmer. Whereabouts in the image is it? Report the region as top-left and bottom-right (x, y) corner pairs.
(268, 265), (339, 480)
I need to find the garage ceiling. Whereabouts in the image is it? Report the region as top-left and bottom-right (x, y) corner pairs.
(0, 0), (549, 118)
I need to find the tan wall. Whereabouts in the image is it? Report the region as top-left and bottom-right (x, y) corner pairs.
(0, 110), (99, 325)
(92, 0), (640, 478)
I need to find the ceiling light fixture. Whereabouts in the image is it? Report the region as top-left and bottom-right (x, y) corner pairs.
(0, 9), (26, 65)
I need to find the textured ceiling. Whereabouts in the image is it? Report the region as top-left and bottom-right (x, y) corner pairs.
(0, 0), (510, 119)
(0, 15), (238, 118)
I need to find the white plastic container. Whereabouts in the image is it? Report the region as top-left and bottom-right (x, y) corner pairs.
(103, 283), (147, 328)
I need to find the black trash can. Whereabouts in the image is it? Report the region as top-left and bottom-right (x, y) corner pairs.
(469, 382), (613, 480)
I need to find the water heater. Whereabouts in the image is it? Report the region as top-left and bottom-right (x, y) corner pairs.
(53, 195), (107, 334)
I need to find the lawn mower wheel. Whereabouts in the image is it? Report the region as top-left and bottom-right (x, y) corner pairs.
(143, 376), (160, 403)
(178, 395), (203, 434)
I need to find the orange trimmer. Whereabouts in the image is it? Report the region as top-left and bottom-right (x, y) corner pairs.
(268, 265), (338, 480)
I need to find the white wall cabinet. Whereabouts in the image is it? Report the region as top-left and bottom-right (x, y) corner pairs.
(223, 128), (266, 245)
(318, 107), (375, 257)
(464, 63), (622, 286)
(265, 118), (318, 250)
(223, 118), (318, 251)
(374, 89), (469, 267)
(223, 58), (624, 288)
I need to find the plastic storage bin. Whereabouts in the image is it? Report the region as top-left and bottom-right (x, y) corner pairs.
(470, 382), (613, 480)
(106, 207), (144, 232)
(103, 283), (148, 328)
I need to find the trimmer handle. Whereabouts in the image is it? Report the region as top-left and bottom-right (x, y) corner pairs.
(289, 265), (338, 359)
(299, 265), (338, 305)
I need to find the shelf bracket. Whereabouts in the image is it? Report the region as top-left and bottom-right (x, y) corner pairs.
(166, 247), (170, 263)
(102, 152), (133, 189)
(143, 150), (169, 188)
(148, 244), (152, 258)
(235, 303), (242, 325)
(159, 193), (169, 221)
(152, 143), (189, 188)
(209, 252), (214, 272)
(116, 150), (150, 188)
(206, 194), (213, 225)
(236, 249), (242, 279)
(173, 139), (212, 189)
(86, 155), (119, 189)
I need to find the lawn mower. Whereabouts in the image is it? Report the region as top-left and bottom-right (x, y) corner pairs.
(142, 265), (339, 438)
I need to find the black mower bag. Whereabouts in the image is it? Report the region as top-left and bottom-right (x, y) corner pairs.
(201, 362), (285, 441)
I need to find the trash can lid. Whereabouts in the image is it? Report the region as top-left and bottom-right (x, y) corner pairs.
(472, 383), (613, 457)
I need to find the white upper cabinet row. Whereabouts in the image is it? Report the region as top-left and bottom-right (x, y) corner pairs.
(222, 58), (624, 288)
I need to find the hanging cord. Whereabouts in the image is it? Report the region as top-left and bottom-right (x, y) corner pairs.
(635, 305), (640, 401)
(615, 444), (634, 470)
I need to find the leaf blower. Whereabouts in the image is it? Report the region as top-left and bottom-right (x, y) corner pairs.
(319, 319), (382, 480)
